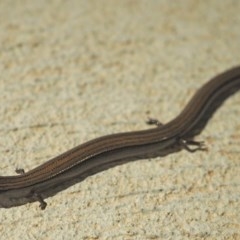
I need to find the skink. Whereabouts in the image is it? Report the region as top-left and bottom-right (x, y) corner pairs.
(0, 66), (240, 209)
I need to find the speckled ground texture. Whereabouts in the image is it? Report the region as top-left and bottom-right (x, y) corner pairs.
(0, 0), (240, 239)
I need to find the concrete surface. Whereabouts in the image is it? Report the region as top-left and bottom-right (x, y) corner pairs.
(0, 0), (240, 239)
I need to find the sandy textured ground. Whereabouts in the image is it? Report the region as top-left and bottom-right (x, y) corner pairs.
(0, 0), (240, 239)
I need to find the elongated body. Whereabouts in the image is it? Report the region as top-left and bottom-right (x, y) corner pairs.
(1, 66), (240, 209)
